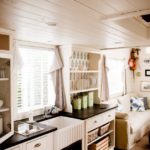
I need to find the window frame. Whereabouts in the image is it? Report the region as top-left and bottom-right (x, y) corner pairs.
(14, 41), (55, 120)
(106, 57), (125, 99)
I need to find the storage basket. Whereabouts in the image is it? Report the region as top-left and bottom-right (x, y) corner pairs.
(88, 128), (99, 143)
(88, 136), (109, 150)
(99, 123), (110, 136)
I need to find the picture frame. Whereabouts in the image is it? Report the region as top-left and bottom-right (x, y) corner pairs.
(145, 70), (150, 76)
(141, 81), (150, 92)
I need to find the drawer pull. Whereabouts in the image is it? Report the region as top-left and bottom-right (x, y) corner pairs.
(108, 115), (111, 117)
(34, 143), (41, 148)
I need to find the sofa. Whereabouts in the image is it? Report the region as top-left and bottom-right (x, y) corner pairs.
(114, 93), (150, 150)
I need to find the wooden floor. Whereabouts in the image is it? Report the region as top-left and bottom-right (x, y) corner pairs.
(130, 135), (150, 150)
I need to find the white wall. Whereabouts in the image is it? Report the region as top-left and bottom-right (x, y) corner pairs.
(100, 48), (135, 94)
(134, 47), (150, 98)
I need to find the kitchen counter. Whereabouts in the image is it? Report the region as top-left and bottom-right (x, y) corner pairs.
(0, 122), (57, 150)
(0, 104), (117, 150)
(62, 104), (117, 120)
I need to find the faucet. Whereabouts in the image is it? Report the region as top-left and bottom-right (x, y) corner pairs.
(44, 106), (59, 117)
(44, 107), (51, 118)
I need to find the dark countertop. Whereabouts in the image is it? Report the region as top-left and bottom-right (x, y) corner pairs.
(62, 104), (117, 120)
(0, 123), (57, 150)
(0, 104), (117, 150)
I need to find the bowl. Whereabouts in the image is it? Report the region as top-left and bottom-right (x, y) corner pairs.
(0, 100), (3, 108)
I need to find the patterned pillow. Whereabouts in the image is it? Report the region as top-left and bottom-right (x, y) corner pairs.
(130, 97), (145, 112)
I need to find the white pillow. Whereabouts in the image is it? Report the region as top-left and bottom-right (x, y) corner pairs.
(117, 95), (130, 112)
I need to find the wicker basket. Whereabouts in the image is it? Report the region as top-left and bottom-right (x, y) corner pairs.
(88, 136), (109, 150)
(88, 128), (99, 143)
(99, 123), (110, 136)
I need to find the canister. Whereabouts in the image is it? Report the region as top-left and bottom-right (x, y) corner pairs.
(82, 94), (88, 109)
(88, 92), (94, 107)
(73, 97), (81, 110)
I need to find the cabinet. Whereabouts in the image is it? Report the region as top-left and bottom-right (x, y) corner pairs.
(0, 28), (14, 144)
(0, 54), (14, 144)
(85, 109), (115, 150)
(5, 133), (53, 150)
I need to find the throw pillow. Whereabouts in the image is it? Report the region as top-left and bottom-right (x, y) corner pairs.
(130, 97), (145, 112)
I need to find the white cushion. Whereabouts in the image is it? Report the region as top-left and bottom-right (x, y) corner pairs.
(129, 110), (150, 133)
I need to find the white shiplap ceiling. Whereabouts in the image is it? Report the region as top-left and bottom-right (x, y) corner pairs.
(0, 0), (150, 49)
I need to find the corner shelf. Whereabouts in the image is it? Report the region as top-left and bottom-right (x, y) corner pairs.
(0, 107), (10, 112)
(70, 88), (98, 94)
(88, 130), (114, 146)
(0, 78), (9, 81)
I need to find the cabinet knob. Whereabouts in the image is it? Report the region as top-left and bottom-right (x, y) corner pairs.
(108, 115), (111, 117)
(34, 143), (41, 148)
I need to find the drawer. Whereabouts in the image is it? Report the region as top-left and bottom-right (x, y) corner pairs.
(86, 109), (115, 132)
(102, 109), (115, 125)
(26, 136), (47, 150)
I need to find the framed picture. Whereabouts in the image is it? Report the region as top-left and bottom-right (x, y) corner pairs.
(145, 70), (150, 76)
(141, 81), (150, 92)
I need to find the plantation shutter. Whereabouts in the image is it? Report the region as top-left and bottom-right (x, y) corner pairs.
(17, 46), (55, 112)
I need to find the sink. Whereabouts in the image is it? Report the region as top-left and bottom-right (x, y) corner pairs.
(14, 121), (44, 136)
(40, 116), (82, 129)
(40, 116), (84, 150)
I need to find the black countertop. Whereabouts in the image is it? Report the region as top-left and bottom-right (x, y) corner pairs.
(0, 123), (57, 150)
(62, 104), (117, 120)
(0, 104), (117, 150)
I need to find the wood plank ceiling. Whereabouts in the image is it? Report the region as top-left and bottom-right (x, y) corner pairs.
(0, 0), (150, 49)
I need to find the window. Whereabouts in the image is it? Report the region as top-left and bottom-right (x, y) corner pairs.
(106, 58), (125, 97)
(17, 46), (56, 113)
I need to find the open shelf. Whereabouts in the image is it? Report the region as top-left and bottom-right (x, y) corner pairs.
(88, 130), (114, 146)
(0, 107), (10, 113)
(70, 70), (98, 73)
(70, 88), (98, 94)
(0, 78), (9, 81)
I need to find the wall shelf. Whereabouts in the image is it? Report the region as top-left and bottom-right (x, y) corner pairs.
(70, 88), (98, 94)
(0, 107), (10, 113)
(0, 78), (9, 81)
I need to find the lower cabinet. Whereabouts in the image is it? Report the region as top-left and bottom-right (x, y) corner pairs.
(85, 109), (116, 150)
(6, 133), (53, 150)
